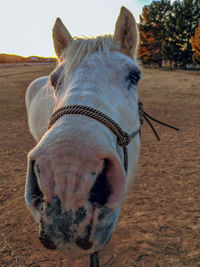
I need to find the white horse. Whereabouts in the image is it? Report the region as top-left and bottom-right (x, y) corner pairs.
(25, 6), (141, 256)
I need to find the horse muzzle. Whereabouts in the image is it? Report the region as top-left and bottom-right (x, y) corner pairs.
(25, 148), (125, 253)
(36, 196), (119, 254)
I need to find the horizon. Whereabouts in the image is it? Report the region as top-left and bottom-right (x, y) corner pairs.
(0, 0), (153, 57)
(0, 53), (56, 58)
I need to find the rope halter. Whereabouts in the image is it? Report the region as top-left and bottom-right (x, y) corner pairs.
(48, 102), (179, 267)
(48, 104), (141, 174)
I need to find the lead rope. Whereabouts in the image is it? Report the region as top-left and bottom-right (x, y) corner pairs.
(138, 102), (179, 140)
(90, 252), (100, 267)
(48, 102), (179, 267)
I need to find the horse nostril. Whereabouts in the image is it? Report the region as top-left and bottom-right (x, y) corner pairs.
(88, 159), (111, 207)
(76, 238), (93, 250)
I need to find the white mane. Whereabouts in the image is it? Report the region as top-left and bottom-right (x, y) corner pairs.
(60, 35), (120, 72)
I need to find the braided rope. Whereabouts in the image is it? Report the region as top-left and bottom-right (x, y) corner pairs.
(90, 252), (100, 267)
(48, 105), (140, 174)
(138, 101), (179, 141)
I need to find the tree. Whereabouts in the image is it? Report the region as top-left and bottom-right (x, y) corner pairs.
(138, 23), (155, 65)
(164, 0), (200, 68)
(138, 6), (158, 65)
(138, 0), (171, 67)
(181, 0), (200, 67)
(138, 0), (200, 68)
(162, 1), (181, 68)
(191, 20), (200, 64)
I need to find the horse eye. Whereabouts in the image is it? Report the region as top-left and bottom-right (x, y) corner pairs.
(50, 72), (59, 88)
(126, 71), (140, 87)
(50, 64), (64, 89)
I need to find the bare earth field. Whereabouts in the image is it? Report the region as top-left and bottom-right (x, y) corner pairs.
(0, 64), (200, 267)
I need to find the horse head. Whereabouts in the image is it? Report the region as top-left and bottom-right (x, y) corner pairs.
(25, 6), (141, 255)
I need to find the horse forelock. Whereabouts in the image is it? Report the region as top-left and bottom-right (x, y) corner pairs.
(59, 35), (120, 74)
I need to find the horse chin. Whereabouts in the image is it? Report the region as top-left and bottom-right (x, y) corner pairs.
(37, 197), (120, 254)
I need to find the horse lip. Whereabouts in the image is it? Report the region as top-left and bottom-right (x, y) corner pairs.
(39, 229), (57, 250)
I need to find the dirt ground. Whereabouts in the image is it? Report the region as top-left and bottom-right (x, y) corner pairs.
(0, 64), (200, 267)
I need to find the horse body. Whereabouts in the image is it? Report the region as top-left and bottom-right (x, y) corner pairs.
(25, 7), (141, 255)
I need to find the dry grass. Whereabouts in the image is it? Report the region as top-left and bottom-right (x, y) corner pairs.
(0, 64), (200, 266)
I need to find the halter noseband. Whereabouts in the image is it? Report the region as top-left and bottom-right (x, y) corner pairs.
(48, 104), (141, 174)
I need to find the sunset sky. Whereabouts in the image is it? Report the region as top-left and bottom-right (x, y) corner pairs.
(0, 0), (154, 57)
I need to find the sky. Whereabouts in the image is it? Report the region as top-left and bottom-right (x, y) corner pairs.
(0, 0), (154, 57)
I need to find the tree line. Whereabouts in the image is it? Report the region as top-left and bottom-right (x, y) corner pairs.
(138, 0), (200, 68)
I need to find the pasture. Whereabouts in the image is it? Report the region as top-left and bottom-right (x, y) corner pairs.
(0, 64), (199, 266)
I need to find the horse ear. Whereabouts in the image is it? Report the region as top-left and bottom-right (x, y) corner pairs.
(52, 18), (73, 58)
(113, 7), (138, 58)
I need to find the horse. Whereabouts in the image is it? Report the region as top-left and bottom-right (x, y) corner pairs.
(25, 6), (141, 261)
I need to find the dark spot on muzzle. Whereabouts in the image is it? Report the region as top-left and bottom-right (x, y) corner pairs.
(39, 229), (56, 250)
(74, 207), (87, 225)
(37, 197), (91, 250)
(76, 238), (93, 250)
